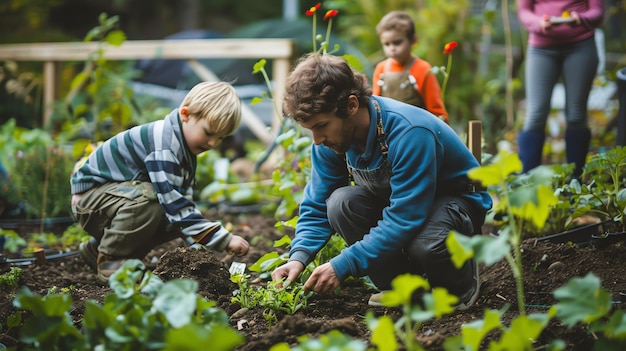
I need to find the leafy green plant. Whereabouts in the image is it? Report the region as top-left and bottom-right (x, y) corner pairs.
(249, 217), (347, 283)
(579, 146), (626, 231)
(13, 259), (244, 351)
(0, 228), (27, 253)
(448, 150), (558, 315)
(59, 223), (91, 250)
(250, 59), (312, 220)
(46, 285), (76, 295)
(0, 120), (74, 219)
(231, 271), (312, 329)
(553, 273), (626, 347)
(449, 306), (555, 351)
(366, 273), (458, 351)
(442, 150), (626, 348)
(230, 273), (261, 310)
(0, 267), (21, 288)
(55, 13), (137, 140)
(270, 329), (368, 351)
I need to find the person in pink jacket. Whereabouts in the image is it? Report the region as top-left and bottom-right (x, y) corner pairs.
(517, 0), (604, 179)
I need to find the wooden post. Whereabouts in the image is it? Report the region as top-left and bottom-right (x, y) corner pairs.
(42, 61), (56, 128)
(468, 120), (483, 164)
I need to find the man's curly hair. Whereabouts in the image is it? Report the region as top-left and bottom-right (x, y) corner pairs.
(282, 53), (372, 123)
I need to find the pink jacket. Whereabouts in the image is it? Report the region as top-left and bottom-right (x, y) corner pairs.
(517, 0), (604, 47)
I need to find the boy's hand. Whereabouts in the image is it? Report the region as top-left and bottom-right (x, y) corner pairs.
(226, 235), (249, 256)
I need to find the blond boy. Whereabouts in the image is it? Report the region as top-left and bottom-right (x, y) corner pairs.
(71, 81), (249, 282)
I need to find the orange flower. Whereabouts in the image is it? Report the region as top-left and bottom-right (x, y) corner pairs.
(323, 9), (339, 21)
(443, 41), (458, 55)
(306, 3), (321, 16)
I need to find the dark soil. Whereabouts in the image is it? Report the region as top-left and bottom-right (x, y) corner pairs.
(1, 210), (626, 350)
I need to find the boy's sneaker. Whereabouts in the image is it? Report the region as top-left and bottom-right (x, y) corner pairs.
(78, 238), (99, 272)
(96, 253), (127, 283)
(456, 260), (480, 311)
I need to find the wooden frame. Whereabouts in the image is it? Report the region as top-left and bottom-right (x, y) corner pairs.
(0, 39), (295, 142)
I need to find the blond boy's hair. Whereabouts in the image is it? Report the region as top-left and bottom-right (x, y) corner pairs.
(180, 81), (242, 136)
(376, 11), (416, 40)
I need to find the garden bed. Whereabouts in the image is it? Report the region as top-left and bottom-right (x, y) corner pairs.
(1, 211), (625, 350)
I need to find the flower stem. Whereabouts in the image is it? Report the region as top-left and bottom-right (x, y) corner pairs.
(312, 13), (317, 53)
(441, 54), (452, 103)
(323, 18), (333, 54)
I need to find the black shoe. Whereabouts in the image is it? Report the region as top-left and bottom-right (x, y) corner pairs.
(456, 260), (480, 311)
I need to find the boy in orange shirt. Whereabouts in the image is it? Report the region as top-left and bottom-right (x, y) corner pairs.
(373, 11), (448, 123)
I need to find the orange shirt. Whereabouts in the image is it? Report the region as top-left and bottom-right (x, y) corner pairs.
(372, 57), (448, 123)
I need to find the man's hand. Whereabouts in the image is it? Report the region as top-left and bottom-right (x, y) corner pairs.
(227, 235), (249, 256)
(271, 260), (305, 286)
(303, 262), (340, 294)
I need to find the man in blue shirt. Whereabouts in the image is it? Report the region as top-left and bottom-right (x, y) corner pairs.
(271, 53), (492, 309)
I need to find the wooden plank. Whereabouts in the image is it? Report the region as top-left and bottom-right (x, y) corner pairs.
(468, 120), (482, 165)
(0, 39), (294, 61)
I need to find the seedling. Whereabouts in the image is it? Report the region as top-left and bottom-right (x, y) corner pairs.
(0, 267), (21, 288)
(366, 273), (458, 351)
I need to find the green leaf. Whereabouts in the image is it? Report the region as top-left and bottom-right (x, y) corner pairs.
(109, 259), (147, 299)
(6, 311), (22, 328)
(249, 251), (286, 273)
(275, 128), (297, 146)
(253, 59), (267, 74)
(381, 273), (430, 307)
(251, 96), (263, 105)
(446, 231), (473, 269)
(140, 271), (164, 297)
(554, 273), (612, 327)
(428, 287), (458, 318)
(270, 343), (291, 351)
(489, 314), (551, 350)
(81, 301), (114, 344)
(342, 54), (363, 72)
(447, 231), (510, 269)
(166, 323), (243, 351)
(591, 309), (626, 338)
(230, 186), (259, 204)
(13, 287), (73, 316)
(509, 184), (557, 229)
(369, 315), (398, 351)
(153, 279), (199, 328)
(461, 308), (503, 350)
(105, 29), (126, 46)
(467, 151), (522, 187)
(273, 234), (293, 247)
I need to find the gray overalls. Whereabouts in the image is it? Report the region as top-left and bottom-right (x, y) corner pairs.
(326, 100), (479, 295)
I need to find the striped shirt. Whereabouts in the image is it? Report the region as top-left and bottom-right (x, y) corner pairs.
(70, 109), (229, 247)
